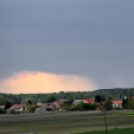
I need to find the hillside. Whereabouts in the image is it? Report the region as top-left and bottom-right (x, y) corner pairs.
(0, 88), (134, 105)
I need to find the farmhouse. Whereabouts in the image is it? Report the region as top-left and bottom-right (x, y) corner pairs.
(7, 104), (26, 113)
(113, 101), (122, 108)
(72, 100), (87, 106)
(50, 100), (64, 109)
(0, 105), (5, 109)
(34, 108), (46, 113)
(44, 103), (50, 108)
(37, 102), (50, 109)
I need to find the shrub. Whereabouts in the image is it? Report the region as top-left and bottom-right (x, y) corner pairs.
(10, 109), (19, 114)
(0, 108), (6, 114)
(89, 103), (97, 110)
(73, 103), (97, 111)
(122, 98), (128, 109)
(128, 99), (134, 109)
(61, 101), (72, 111)
(26, 105), (41, 113)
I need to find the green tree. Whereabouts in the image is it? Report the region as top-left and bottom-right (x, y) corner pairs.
(27, 100), (32, 105)
(128, 98), (134, 109)
(0, 108), (6, 114)
(5, 101), (12, 109)
(88, 103), (97, 110)
(73, 103), (86, 111)
(61, 101), (72, 111)
(26, 105), (41, 113)
(122, 98), (128, 109)
(95, 95), (102, 102)
(95, 95), (106, 109)
(0, 96), (7, 105)
(103, 100), (113, 110)
(46, 96), (57, 103)
(67, 95), (74, 102)
(107, 95), (113, 101)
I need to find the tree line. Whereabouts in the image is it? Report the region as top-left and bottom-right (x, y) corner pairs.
(0, 88), (134, 105)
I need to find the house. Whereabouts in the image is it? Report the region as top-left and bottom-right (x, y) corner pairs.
(54, 101), (64, 108)
(116, 95), (127, 101)
(50, 101), (64, 110)
(72, 100), (87, 106)
(37, 102), (43, 106)
(7, 104), (26, 113)
(34, 108), (46, 113)
(113, 101), (122, 108)
(44, 103), (51, 108)
(37, 102), (51, 110)
(85, 99), (94, 104)
(0, 105), (5, 109)
(50, 102), (57, 109)
(37, 103), (50, 108)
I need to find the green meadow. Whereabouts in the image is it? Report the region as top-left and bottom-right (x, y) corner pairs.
(72, 128), (134, 134)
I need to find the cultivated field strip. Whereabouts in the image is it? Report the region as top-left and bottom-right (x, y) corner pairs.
(0, 110), (134, 134)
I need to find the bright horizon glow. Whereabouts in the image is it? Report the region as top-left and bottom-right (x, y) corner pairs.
(0, 71), (98, 94)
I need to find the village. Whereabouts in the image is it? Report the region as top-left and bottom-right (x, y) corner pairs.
(0, 95), (133, 114)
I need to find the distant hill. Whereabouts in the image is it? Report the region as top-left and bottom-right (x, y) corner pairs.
(0, 88), (134, 105)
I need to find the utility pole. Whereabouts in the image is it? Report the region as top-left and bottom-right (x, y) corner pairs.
(104, 108), (108, 134)
(114, 109), (117, 129)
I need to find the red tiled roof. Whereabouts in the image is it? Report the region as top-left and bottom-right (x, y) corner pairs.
(50, 102), (56, 107)
(0, 105), (5, 109)
(10, 104), (26, 109)
(50, 101), (64, 108)
(54, 101), (64, 106)
(44, 103), (50, 107)
(113, 101), (122, 104)
(86, 99), (94, 103)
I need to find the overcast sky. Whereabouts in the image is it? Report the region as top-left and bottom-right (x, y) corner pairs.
(0, 0), (134, 93)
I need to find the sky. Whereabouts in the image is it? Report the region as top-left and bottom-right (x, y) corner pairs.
(0, 0), (134, 93)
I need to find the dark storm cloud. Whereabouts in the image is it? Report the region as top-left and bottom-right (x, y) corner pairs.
(1, 0), (134, 45)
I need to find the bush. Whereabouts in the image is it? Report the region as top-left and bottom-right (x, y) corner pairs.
(122, 98), (128, 109)
(0, 108), (6, 114)
(10, 109), (19, 114)
(73, 103), (97, 111)
(61, 101), (72, 111)
(26, 105), (41, 113)
(128, 99), (134, 109)
(89, 103), (97, 110)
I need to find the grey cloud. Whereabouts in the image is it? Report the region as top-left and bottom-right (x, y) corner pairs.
(0, 0), (134, 89)
(1, 0), (134, 45)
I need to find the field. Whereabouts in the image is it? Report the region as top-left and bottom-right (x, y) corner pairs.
(0, 110), (134, 134)
(73, 128), (134, 134)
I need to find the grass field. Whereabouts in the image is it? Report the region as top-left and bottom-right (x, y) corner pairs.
(0, 110), (134, 134)
(72, 128), (134, 134)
